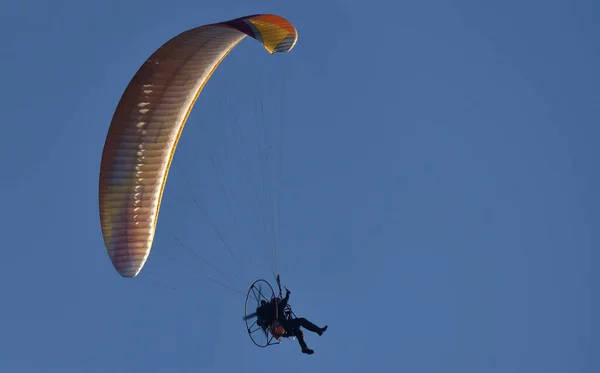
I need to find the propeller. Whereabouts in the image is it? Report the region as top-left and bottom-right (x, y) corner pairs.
(242, 312), (257, 321)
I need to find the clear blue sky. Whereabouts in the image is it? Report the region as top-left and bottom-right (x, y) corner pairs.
(0, 0), (598, 372)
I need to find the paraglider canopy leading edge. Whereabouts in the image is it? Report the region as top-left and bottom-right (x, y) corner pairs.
(98, 14), (298, 278)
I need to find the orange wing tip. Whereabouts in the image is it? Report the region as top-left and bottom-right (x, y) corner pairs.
(219, 14), (298, 54)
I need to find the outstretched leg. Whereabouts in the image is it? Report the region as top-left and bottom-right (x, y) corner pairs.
(284, 318), (326, 335)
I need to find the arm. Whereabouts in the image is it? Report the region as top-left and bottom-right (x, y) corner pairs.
(279, 288), (290, 308)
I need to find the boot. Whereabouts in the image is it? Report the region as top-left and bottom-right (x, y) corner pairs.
(317, 325), (328, 336)
(302, 347), (314, 355)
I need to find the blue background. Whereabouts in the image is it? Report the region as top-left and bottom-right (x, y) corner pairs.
(0, 0), (597, 372)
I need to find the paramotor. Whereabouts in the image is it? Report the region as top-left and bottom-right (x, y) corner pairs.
(243, 277), (296, 347)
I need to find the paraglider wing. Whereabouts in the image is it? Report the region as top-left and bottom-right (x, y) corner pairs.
(99, 14), (298, 278)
